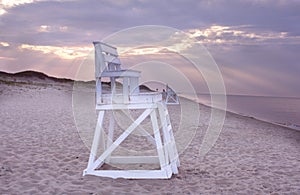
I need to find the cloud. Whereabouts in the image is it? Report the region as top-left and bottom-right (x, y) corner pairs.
(0, 0), (74, 10)
(19, 44), (91, 59)
(1, 0), (299, 46)
(187, 25), (300, 45)
(0, 8), (6, 15)
(37, 25), (68, 33)
(0, 0), (45, 16)
(0, 41), (9, 47)
(0, 56), (15, 60)
(1, 0), (38, 8)
(0, 0), (299, 96)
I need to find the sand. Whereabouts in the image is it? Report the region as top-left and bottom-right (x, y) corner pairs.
(1, 77), (300, 194)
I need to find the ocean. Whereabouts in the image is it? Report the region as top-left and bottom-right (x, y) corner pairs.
(185, 94), (300, 130)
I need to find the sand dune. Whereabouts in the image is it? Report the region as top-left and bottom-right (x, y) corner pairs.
(0, 75), (300, 194)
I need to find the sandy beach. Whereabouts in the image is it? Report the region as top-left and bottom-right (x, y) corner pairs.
(1, 73), (300, 194)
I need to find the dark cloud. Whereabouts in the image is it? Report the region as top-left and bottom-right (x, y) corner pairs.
(1, 0), (299, 44)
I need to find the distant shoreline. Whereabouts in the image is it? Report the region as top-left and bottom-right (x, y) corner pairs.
(181, 94), (300, 132)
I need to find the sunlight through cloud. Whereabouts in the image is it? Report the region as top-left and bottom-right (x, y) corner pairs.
(0, 42), (10, 47)
(0, 8), (7, 15)
(19, 44), (91, 60)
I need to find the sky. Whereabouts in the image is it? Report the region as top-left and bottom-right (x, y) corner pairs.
(0, 0), (299, 97)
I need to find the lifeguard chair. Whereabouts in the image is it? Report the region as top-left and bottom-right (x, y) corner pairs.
(164, 84), (180, 105)
(83, 42), (180, 179)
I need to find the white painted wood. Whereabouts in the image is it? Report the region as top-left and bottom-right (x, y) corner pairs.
(150, 109), (167, 168)
(122, 77), (129, 103)
(158, 103), (179, 174)
(100, 43), (118, 56)
(109, 156), (159, 164)
(101, 70), (140, 77)
(96, 78), (102, 104)
(98, 93), (162, 105)
(93, 42), (107, 75)
(87, 111), (105, 170)
(84, 42), (180, 179)
(104, 55), (121, 65)
(110, 77), (116, 97)
(165, 106), (180, 168)
(165, 85), (180, 105)
(85, 166), (173, 179)
(106, 111), (115, 163)
(96, 103), (158, 110)
(91, 108), (153, 170)
(157, 103), (171, 168)
(130, 77), (139, 95)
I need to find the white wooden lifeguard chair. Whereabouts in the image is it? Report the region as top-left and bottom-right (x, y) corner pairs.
(164, 84), (180, 105)
(83, 42), (180, 179)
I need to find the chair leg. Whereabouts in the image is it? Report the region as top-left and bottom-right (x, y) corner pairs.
(106, 111), (115, 163)
(150, 109), (167, 169)
(158, 103), (179, 174)
(86, 111), (105, 172)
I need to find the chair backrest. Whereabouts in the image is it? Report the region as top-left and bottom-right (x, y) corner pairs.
(93, 41), (121, 78)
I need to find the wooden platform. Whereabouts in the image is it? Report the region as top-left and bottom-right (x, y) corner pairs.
(97, 92), (162, 106)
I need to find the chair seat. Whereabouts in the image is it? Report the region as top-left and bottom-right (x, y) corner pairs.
(97, 92), (162, 106)
(101, 69), (140, 78)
